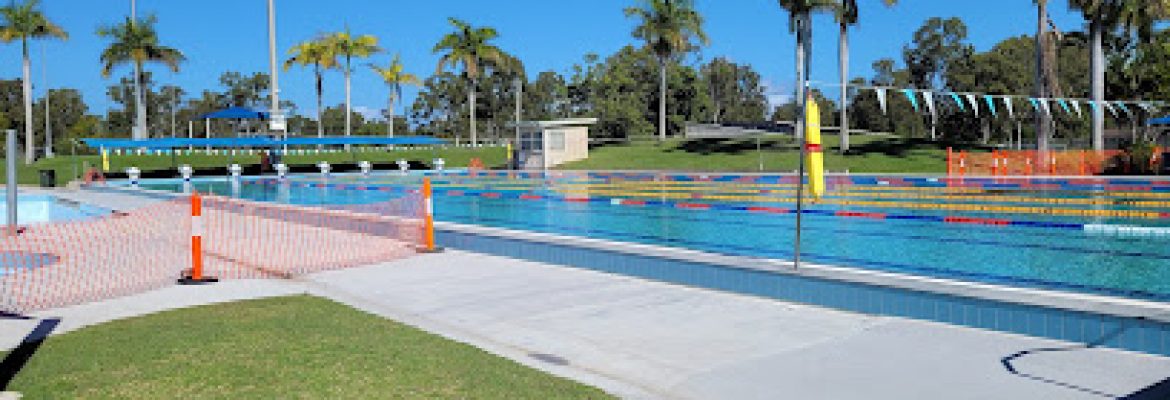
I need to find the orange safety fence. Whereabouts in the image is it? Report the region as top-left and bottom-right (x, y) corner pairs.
(0, 199), (189, 312)
(946, 147), (1136, 176)
(0, 185), (426, 314)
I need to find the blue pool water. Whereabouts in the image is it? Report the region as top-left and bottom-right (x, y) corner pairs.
(140, 173), (1170, 302)
(0, 195), (110, 224)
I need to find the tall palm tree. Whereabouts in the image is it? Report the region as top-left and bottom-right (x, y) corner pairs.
(0, 0), (66, 163)
(778, 0), (837, 137)
(328, 28), (381, 139)
(434, 17), (508, 146)
(624, 0), (708, 142)
(284, 38), (338, 138)
(370, 54), (421, 138)
(97, 15), (184, 141)
(834, 0), (896, 153)
(1032, 0), (1056, 153)
(1070, 0), (1168, 152)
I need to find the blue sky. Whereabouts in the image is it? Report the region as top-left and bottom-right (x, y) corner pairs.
(0, 0), (1089, 119)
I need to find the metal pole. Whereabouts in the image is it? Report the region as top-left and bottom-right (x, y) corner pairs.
(7, 129), (18, 235)
(267, 0), (282, 138)
(793, 13), (812, 270)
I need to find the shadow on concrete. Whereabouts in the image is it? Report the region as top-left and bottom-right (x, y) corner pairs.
(0, 317), (60, 390)
(1124, 376), (1170, 400)
(1000, 322), (1128, 398)
(674, 138), (795, 156)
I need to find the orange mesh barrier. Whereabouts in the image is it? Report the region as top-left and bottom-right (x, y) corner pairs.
(947, 149), (1125, 176)
(0, 189), (424, 313)
(0, 199), (189, 312)
(198, 194), (422, 280)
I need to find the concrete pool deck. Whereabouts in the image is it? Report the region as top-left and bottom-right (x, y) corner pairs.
(2, 250), (1168, 399)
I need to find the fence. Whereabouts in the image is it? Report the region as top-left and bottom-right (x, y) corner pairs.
(0, 182), (430, 313)
(945, 147), (1163, 176)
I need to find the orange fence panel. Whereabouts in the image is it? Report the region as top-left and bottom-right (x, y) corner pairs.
(0, 186), (425, 314)
(947, 149), (1126, 177)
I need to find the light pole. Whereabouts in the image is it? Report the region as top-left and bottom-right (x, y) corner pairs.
(268, 0), (284, 140)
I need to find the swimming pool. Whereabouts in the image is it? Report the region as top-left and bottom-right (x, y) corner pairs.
(0, 195), (111, 224)
(139, 172), (1170, 303)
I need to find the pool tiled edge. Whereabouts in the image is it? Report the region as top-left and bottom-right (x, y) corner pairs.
(435, 221), (1170, 357)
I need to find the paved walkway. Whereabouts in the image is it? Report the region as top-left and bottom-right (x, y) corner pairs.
(3, 250), (1169, 399)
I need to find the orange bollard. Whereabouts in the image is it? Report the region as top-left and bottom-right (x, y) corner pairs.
(179, 191), (218, 284)
(959, 151), (967, 176)
(990, 150), (998, 176)
(1050, 152), (1057, 175)
(1003, 151), (1011, 176)
(420, 177), (442, 253)
(1025, 152), (1033, 176)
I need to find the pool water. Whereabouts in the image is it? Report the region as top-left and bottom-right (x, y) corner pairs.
(0, 195), (110, 224)
(140, 172), (1170, 302)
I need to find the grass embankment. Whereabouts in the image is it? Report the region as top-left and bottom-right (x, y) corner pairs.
(4, 295), (611, 399)
(2, 146), (507, 186)
(562, 135), (967, 174)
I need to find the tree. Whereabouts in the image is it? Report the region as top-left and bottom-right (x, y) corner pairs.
(320, 103), (366, 136)
(97, 15), (184, 142)
(525, 71), (570, 121)
(624, 0), (708, 142)
(219, 71), (270, 108)
(700, 57), (768, 123)
(902, 17), (972, 139)
(284, 38), (337, 138)
(0, 0), (66, 162)
(834, 0), (896, 153)
(777, 0), (837, 157)
(434, 18), (510, 146)
(327, 29), (380, 139)
(32, 88), (87, 151)
(369, 54), (420, 137)
(1070, 0), (1168, 151)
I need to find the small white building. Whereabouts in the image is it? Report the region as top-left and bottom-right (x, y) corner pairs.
(515, 118), (597, 169)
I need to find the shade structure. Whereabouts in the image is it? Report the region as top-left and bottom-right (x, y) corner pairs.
(195, 106), (269, 120)
(1148, 116), (1170, 126)
(81, 136), (446, 149)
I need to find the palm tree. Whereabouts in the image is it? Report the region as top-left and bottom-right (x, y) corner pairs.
(370, 54), (421, 138)
(97, 15), (184, 142)
(284, 39), (338, 138)
(778, 0), (837, 138)
(1033, 0), (1076, 153)
(624, 0), (708, 142)
(1070, 0), (1168, 152)
(0, 0), (66, 163)
(834, 0), (896, 153)
(434, 17), (508, 146)
(328, 29), (381, 139)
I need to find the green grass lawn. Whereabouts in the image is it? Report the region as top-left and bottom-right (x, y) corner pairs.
(1, 146), (507, 186)
(562, 135), (975, 174)
(4, 295), (611, 399)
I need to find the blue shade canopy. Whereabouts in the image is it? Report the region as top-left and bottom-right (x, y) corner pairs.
(80, 136), (447, 149)
(1149, 116), (1170, 126)
(195, 106), (269, 120)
